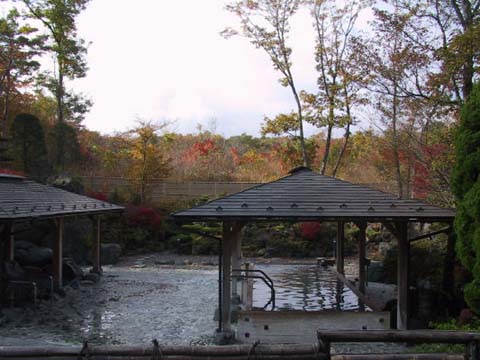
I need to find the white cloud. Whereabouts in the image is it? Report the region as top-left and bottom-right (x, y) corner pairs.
(71, 0), (360, 137)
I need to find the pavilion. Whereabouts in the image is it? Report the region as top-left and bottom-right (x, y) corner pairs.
(173, 167), (456, 340)
(0, 173), (123, 293)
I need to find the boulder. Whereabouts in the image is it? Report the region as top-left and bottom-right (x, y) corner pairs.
(83, 272), (100, 283)
(63, 257), (84, 282)
(63, 219), (91, 265)
(367, 260), (385, 283)
(101, 243), (122, 265)
(14, 240), (52, 267)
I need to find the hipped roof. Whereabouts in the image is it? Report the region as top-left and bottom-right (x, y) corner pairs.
(0, 174), (123, 222)
(173, 167), (455, 223)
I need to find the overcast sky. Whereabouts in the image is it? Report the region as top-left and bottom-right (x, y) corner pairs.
(67, 0), (372, 137)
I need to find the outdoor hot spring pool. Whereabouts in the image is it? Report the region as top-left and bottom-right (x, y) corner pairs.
(252, 264), (366, 311)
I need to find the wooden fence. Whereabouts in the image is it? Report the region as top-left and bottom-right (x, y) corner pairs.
(80, 176), (261, 202)
(80, 176), (396, 204)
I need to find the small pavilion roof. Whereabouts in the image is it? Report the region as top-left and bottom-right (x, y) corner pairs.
(173, 167), (455, 222)
(0, 173), (123, 222)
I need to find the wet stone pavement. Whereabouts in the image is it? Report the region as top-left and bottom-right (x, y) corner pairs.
(0, 256), (218, 346)
(0, 254), (406, 354)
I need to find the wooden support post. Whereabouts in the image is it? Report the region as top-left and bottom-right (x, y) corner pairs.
(336, 221), (345, 274)
(357, 222), (367, 295)
(221, 221), (233, 336)
(53, 218), (64, 289)
(91, 216), (102, 274)
(442, 223), (455, 311)
(231, 225), (242, 297)
(5, 223), (14, 261)
(396, 221), (409, 330)
(218, 221), (243, 343)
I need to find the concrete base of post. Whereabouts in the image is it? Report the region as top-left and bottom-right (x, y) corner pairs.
(214, 328), (235, 345)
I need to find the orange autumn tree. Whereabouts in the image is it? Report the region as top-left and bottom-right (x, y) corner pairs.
(123, 120), (171, 204)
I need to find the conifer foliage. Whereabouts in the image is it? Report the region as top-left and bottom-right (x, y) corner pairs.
(453, 83), (480, 313)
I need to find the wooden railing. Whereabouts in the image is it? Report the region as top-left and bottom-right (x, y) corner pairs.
(318, 330), (480, 360)
(0, 343), (323, 359)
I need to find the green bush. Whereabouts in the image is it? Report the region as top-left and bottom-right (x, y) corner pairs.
(414, 317), (480, 353)
(452, 83), (480, 314)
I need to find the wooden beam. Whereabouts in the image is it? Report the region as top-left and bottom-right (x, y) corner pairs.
(52, 218), (64, 289)
(409, 226), (451, 242)
(396, 221), (409, 330)
(91, 216), (102, 274)
(336, 221), (345, 274)
(357, 222), (367, 296)
(334, 269), (381, 312)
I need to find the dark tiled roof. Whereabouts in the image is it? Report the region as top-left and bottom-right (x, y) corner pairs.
(173, 168), (455, 222)
(0, 174), (123, 222)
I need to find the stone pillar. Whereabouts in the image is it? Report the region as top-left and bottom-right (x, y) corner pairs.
(396, 221), (409, 330)
(336, 221), (345, 274)
(53, 218), (64, 289)
(91, 216), (102, 274)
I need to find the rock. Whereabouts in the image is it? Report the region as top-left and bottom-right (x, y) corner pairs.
(63, 257), (84, 283)
(154, 259), (175, 265)
(101, 243), (122, 265)
(83, 272), (100, 283)
(64, 219), (91, 265)
(378, 242), (392, 258)
(14, 240), (53, 267)
(80, 280), (95, 286)
(367, 261), (385, 283)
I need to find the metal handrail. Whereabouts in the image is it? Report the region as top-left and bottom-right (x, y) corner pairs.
(232, 268), (276, 310)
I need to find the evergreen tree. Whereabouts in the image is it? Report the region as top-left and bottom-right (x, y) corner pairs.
(452, 83), (480, 313)
(11, 113), (50, 180)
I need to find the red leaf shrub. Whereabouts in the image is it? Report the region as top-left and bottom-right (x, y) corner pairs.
(300, 222), (322, 241)
(86, 191), (108, 202)
(126, 205), (163, 229)
(0, 168), (24, 176)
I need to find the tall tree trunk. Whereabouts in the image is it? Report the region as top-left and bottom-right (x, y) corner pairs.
(392, 81), (403, 198)
(56, 59), (65, 170)
(289, 79), (308, 168)
(321, 99), (335, 175)
(332, 122), (351, 178)
(1, 68), (12, 138)
(321, 124), (333, 175)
